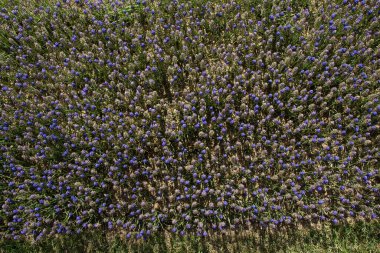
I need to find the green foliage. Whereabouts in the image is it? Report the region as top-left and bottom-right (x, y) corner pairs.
(0, 0), (379, 251)
(1, 222), (379, 253)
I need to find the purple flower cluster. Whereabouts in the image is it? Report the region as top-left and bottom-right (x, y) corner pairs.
(0, 0), (379, 241)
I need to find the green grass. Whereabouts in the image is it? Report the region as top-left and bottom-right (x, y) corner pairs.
(1, 221), (379, 253)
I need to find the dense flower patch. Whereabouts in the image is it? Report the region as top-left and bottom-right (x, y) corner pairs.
(0, 0), (379, 241)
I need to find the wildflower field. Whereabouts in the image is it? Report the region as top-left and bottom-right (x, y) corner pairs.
(0, 0), (379, 252)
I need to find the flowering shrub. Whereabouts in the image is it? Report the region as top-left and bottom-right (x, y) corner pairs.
(0, 0), (379, 241)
